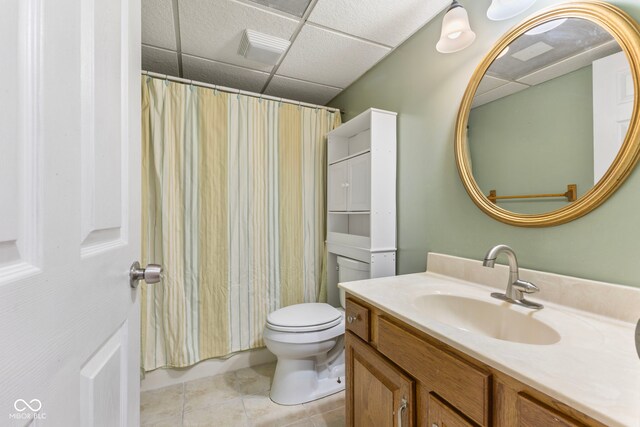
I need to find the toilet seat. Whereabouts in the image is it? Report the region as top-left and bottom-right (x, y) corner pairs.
(263, 318), (344, 344)
(266, 303), (342, 333)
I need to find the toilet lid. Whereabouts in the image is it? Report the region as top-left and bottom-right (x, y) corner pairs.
(267, 303), (342, 332)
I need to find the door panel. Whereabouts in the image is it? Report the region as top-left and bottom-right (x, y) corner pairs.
(428, 394), (475, 427)
(347, 153), (371, 211)
(346, 332), (414, 427)
(517, 393), (581, 427)
(0, 0), (141, 425)
(0, 0), (40, 282)
(80, 0), (126, 253)
(80, 322), (129, 427)
(354, 357), (394, 426)
(329, 161), (348, 211)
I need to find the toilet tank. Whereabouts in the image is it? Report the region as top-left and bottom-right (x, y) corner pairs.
(337, 256), (370, 308)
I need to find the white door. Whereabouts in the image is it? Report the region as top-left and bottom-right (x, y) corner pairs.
(328, 161), (348, 211)
(593, 51), (634, 183)
(1, 0), (142, 426)
(347, 153), (372, 211)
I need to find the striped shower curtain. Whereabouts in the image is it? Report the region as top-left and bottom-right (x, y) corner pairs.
(140, 77), (341, 371)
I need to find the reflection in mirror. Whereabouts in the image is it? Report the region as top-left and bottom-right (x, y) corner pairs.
(467, 18), (633, 214)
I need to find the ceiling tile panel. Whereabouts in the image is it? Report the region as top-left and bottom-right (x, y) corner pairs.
(472, 82), (529, 109)
(245, 0), (312, 17)
(265, 75), (342, 105)
(277, 24), (390, 88)
(476, 75), (511, 96)
(142, 45), (180, 76)
(182, 55), (271, 92)
(142, 0), (177, 50)
(179, 0), (299, 72)
(309, 0), (450, 47)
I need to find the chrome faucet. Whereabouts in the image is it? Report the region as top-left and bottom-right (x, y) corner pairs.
(482, 245), (543, 310)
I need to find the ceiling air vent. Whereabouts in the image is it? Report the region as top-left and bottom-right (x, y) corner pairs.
(238, 29), (290, 65)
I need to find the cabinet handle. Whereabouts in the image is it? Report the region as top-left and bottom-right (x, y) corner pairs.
(397, 397), (407, 427)
(347, 314), (359, 324)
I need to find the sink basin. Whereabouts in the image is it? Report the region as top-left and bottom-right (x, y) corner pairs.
(415, 294), (561, 345)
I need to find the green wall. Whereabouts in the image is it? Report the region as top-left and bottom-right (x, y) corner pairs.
(468, 66), (594, 214)
(329, 0), (640, 288)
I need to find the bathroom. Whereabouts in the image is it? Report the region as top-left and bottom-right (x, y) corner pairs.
(1, 0), (640, 426)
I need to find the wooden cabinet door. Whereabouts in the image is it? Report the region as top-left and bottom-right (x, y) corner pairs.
(347, 152), (371, 211)
(328, 161), (348, 211)
(346, 332), (414, 427)
(517, 394), (582, 427)
(428, 394), (476, 427)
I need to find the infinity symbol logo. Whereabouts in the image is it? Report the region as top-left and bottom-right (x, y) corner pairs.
(14, 399), (42, 412)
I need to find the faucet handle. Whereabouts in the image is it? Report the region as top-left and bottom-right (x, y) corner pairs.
(512, 279), (539, 294)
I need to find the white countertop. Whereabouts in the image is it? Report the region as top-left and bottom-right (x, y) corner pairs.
(340, 269), (640, 427)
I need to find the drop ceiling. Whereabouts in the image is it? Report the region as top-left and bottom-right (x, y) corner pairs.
(473, 18), (621, 108)
(142, 0), (450, 105)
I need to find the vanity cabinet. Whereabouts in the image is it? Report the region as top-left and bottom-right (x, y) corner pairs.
(344, 295), (606, 427)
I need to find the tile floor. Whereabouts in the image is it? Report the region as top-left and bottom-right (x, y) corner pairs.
(140, 362), (346, 427)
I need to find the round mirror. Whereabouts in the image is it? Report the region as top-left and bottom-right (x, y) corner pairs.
(456, 2), (640, 227)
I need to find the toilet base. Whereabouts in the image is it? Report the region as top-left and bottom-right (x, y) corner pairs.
(269, 349), (345, 405)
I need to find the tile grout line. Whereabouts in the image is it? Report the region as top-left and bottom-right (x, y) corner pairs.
(181, 381), (186, 427)
(305, 21), (393, 49)
(178, 52), (344, 90)
(259, 0), (321, 94)
(232, 368), (252, 426)
(240, 394), (251, 427)
(171, 0), (184, 77)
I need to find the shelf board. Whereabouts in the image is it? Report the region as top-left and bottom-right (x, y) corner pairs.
(327, 232), (371, 249)
(328, 211), (370, 215)
(328, 149), (371, 165)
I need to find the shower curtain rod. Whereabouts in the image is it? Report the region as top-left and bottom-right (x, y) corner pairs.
(141, 70), (341, 114)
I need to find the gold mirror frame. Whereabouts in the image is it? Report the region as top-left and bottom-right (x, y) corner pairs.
(455, 1), (640, 227)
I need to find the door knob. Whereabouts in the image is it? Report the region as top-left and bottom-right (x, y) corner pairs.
(129, 261), (162, 288)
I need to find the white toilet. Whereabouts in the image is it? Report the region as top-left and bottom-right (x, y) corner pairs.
(263, 256), (370, 405)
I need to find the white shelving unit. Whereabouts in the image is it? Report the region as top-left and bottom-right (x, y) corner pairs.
(326, 108), (397, 307)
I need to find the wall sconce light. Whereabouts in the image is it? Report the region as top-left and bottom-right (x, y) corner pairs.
(436, 1), (476, 54)
(487, 0), (537, 21)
